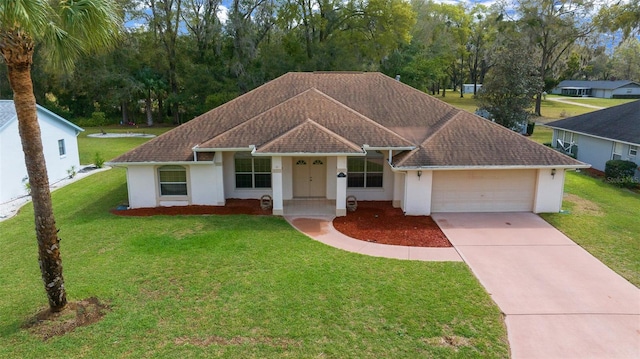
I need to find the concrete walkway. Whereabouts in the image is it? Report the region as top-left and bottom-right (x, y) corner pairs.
(0, 166), (110, 222)
(546, 97), (605, 110)
(285, 215), (462, 261)
(432, 212), (640, 359)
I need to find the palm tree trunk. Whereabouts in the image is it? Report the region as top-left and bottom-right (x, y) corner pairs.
(2, 31), (67, 312)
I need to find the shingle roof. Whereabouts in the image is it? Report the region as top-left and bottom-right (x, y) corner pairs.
(556, 80), (640, 90)
(545, 100), (640, 145)
(0, 101), (17, 130)
(112, 72), (583, 168)
(256, 119), (364, 154)
(0, 100), (83, 133)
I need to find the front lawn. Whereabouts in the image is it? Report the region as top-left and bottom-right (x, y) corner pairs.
(542, 172), (640, 287)
(0, 169), (509, 358)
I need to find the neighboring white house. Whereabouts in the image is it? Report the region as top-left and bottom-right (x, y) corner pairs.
(0, 100), (83, 203)
(462, 83), (482, 95)
(110, 72), (587, 217)
(545, 100), (640, 179)
(551, 80), (640, 98)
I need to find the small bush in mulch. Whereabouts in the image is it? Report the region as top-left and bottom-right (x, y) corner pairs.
(333, 201), (452, 247)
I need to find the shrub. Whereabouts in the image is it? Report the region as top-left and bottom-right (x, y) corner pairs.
(74, 114), (108, 127)
(605, 160), (638, 188)
(94, 152), (105, 168)
(67, 165), (77, 179)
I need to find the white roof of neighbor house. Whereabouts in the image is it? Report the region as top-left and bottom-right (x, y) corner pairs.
(556, 80), (640, 90)
(0, 100), (83, 133)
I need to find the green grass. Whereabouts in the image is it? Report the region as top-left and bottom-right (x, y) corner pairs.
(434, 91), (600, 121)
(0, 169), (509, 358)
(536, 99), (594, 119)
(528, 125), (553, 145)
(78, 126), (174, 164)
(429, 92), (480, 114)
(551, 97), (636, 108)
(541, 172), (640, 287)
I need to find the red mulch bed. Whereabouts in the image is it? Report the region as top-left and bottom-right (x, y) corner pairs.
(332, 201), (452, 247)
(583, 167), (605, 179)
(110, 199), (270, 216)
(111, 200), (451, 248)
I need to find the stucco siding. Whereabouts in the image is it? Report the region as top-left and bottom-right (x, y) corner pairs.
(39, 113), (81, 184)
(402, 170), (432, 215)
(190, 164), (220, 205)
(0, 112), (81, 203)
(126, 166), (157, 208)
(346, 154), (394, 201)
(223, 152), (273, 199)
(533, 169), (566, 213)
(576, 136), (615, 172)
(0, 120), (28, 202)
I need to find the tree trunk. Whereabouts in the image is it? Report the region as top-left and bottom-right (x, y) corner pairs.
(146, 89), (154, 126)
(121, 100), (129, 125)
(1, 31), (67, 312)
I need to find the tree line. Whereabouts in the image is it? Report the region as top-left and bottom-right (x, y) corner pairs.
(1, 0), (639, 125)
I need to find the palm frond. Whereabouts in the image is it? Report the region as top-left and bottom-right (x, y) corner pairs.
(40, 22), (83, 72)
(0, 0), (52, 35)
(53, 0), (123, 52)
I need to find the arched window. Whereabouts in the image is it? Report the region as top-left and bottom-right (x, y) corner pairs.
(158, 165), (188, 196)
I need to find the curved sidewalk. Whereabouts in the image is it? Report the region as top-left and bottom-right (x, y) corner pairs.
(285, 215), (462, 262)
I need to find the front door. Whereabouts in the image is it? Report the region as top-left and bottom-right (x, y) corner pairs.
(293, 157), (326, 197)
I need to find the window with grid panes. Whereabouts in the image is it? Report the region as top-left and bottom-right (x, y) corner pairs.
(158, 166), (188, 196)
(235, 153), (271, 188)
(347, 153), (383, 188)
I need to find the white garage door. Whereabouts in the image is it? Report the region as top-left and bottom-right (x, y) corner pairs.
(432, 170), (536, 212)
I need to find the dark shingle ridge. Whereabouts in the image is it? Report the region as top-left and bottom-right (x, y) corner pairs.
(111, 72), (585, 168)
(546, 100), (640, 144)
(256, 119), (364, 154)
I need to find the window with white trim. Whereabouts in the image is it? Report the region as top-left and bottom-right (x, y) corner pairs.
(58, 139), (66, 156)
(158, 165), (188, 196)
(235, 153), (271, 188)
(630, 145), (638, 157)
(612, 142), (623, 160)
(347, 153), (384, 188)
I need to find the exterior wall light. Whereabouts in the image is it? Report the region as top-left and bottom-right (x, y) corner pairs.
(551, 169), (556, 178)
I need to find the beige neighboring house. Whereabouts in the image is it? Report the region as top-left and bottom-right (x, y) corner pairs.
(110, 72), (587, 216)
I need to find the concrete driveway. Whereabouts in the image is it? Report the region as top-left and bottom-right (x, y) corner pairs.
(432, 212), (640, 359)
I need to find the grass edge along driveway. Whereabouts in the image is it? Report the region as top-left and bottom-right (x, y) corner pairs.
(541, 171), (640, 287)
(0, 169), (509, 358)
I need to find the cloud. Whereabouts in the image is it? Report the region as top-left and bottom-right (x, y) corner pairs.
(218, 5), (229, 24)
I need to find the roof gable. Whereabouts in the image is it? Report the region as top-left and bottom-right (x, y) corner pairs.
(394, 111), (581, 167)
(0, 100), (83, 133)
(256, 119), (364, 154)
(546, 100), (640, 144)
(197, 87), (413, 151)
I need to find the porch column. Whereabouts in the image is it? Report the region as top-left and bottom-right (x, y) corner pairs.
(213, 152), (225, 205)
(392, 172), (404, 208)
(403, 170), (432, 215)
(272, 156), (284, 215)
(336, 156), (347, 217)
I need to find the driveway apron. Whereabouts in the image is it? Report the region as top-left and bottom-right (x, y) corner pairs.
(432, 212), (640, 359)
